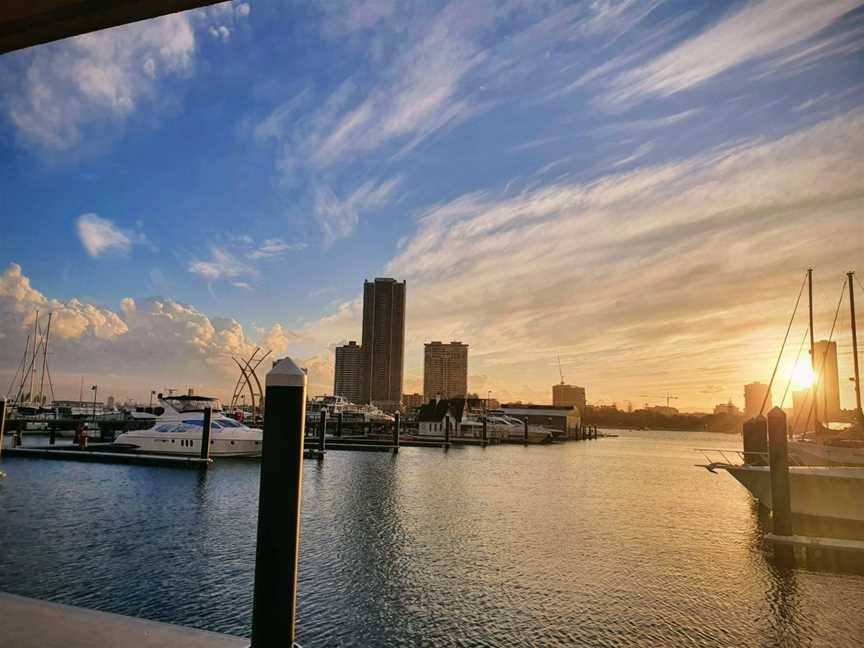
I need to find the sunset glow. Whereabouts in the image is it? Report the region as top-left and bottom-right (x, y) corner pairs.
(790, 358), (815, 391)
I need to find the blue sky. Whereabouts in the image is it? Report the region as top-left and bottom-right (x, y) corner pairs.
(1, 0), (863, 409)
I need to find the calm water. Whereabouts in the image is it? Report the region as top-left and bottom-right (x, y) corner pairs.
(1, 430), (863, 646)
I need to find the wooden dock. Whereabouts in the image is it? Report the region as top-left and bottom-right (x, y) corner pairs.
(0, 592), (245, 648)
(2, 446), (211, 469)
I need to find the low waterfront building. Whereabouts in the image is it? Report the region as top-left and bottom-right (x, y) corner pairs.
(713, 400), (740, 416)
(402, 392), (424, 409)
(417, 398), (466, 436)
(500, 403), (580, 434)
(646, 405), (679, 416)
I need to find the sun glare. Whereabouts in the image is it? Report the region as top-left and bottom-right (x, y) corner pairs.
(790, 358), (814, 390)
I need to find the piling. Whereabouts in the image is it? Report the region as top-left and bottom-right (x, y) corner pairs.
(337, 412), (343, 438)
(523, 418), (528, 444)
(742, 417), (768, 465)
(393, 412), (400, 453)
(319, 409), (327, 454)
(200, 407), (212, 462)
(0, 398), (6, 459)
(49, 427), (56, 445)
(767, 407), (794, 564)
(482, 416), (488, 444)
(251, 357), (306, 648)
(444, 416), (451, 446)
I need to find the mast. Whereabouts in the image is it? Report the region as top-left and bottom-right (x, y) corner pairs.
(28, 312), (39, 404)
(849, 271), (863, 425)
(37, 312), (52, 407)
(807, 269), (819, 432)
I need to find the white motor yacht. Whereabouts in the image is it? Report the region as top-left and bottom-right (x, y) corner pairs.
(114, 395), (262, 457)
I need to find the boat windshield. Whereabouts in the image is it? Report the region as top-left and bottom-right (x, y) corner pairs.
(164, 397), (223, 413)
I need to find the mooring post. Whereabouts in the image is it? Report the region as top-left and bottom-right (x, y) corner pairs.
(251, 357), (306, 648)
(594, 426), (598, 440)
(523, 418), (528, 444)
(319, 409), (327, 454)
(49, 424), (56, 445)
(444, 415), (451, 446)
(393, 412), (400, 453)
(0, 398), (6, 458)
(200, 406), (212, 463)
(337, 412), (343, 438)
(482, 416), (488, 445)
(767, 407), (794, 564)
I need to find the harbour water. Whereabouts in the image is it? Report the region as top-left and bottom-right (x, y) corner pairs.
(1, 430), (863, 647)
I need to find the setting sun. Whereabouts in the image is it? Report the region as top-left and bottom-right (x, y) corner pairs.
(791, 358), (815, 391)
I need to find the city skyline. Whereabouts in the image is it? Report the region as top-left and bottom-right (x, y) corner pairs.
(0, 1), (863, 410)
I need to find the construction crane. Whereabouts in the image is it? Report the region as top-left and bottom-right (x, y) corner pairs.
(639, 393), (679, 408)
(557, 354), (565, 385)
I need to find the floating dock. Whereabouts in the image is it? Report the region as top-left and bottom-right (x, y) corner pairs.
(0, 592), (245, 648)
(2, 446), (211, 469)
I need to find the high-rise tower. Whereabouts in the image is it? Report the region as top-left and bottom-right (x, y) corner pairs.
(361, 278), (406, 411)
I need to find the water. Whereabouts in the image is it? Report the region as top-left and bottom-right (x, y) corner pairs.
(1, 431), (863, 646)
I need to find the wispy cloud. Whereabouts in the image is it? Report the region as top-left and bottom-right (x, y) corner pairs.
(188, 246), (251, 281)
(246, 238), (307, 260)
(314, 177), (401, 245)
(76, 213), (147, 257)
(602, 0), (861, 106)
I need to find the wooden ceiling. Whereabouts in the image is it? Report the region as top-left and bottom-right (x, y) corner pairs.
(0, 1), (222, 54)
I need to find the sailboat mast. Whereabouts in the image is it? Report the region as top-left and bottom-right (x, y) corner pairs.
(28, 312), (39, 404)
(807, 269), (819, 431)
(38, 312), (52, 407)
(848, 271), (863, 424)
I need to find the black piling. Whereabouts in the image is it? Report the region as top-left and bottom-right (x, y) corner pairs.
(767, 407), (794, 565)
(337, 412), (343, 438)
(444, 415), (451, 446)
(319, 409), (327, 454)
(523, 418), (528, 444)
(742, 417), (768, 465)
(49, 426), (56, 445)
(251, 357), (307, 648)
(200, 407), (212, 462)
(482, 416), (488, 445)
(393, 412), (400, 453)
(0, 398), (6, 458)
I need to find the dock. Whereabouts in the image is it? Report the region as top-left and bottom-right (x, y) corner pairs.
(2, 446), (211, 469)
(0, 592), (245, 648)
(765, 533), (864, 554)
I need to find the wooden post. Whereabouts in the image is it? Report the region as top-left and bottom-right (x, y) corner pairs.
(444, 415), (451, 446)
(393, 412), (400, 453)
(49, 423), (56, 445)
(200, 407), (212, 462)
(482, 416), (488, 445)
(767, 407), (794, 564)
(523, 418), (528, 444)
(0, 398), (6, 459)
(251, 357), (306, 648)
(319, 409), (326, 454)
(337, 412), (343, 438)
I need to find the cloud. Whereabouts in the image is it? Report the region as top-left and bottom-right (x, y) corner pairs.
(76, 213), (147, 257)
(603, 0), (861, 106)
(188, 246), (251, 281)
(314, 177), (401, 245)
(0, 263), (293, 401)
(1, 5), (250, 151)
(246, 238), (307, 260)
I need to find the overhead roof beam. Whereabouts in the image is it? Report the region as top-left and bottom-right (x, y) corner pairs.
(0, 1), (223, 55)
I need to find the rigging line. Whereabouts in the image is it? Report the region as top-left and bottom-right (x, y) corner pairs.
(760, 271), (808, 417)
(811, 278), (847, 398)
(780, 326), (809, 410)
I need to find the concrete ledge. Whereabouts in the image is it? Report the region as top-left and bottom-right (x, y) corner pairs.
(765, 533), (864, 553)
(3, 447), (211, 469)
(0, 592), (247, 648)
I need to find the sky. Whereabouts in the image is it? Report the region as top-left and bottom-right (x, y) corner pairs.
(0, 0), (863, 412)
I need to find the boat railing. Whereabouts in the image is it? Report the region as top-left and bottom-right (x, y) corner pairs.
(695, 447), (841, 473)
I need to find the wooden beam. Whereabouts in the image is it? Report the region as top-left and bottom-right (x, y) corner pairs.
(0, 1), (223, 55)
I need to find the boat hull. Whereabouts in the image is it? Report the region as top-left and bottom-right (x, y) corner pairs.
(113, 432), (261, 457)
(724, 465), (864, 522)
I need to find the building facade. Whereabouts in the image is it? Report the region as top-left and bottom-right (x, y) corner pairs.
(361, 278), (406, 411)
(423, 341), (469, 401)
(713, 401), (740, 416)
(813, 339), (841, 421)
(744, 382), (772, 419)
(334, 341), (365, 404)
(552, 383), (586, 412)
(402, 392), (425, 409)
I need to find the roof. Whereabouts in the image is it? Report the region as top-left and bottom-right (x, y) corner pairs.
(418, 398), (465, 423)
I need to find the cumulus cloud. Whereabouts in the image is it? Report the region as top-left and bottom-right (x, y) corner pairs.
(0, 263), (296, 401)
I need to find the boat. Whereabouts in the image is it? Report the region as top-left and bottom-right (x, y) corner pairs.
(788, 432), (864, 467)
(700, 449), (864, 522)
(306, 395), (394, 425)
(113, 394), (262, 457)
(482, 411), (555, 443)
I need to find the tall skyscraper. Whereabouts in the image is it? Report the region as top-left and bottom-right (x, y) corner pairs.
(552, 384), (586, 412)
(813, 339), (841, 421)
(334, 341), (365, 404)
(361, 278), (406, 411)
(743, 382), (772, 419)
(423, 341), (469, 401)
